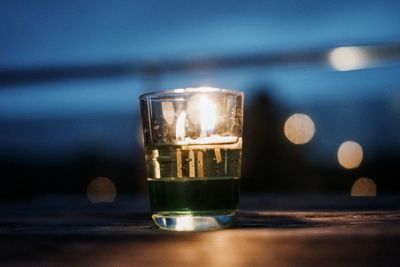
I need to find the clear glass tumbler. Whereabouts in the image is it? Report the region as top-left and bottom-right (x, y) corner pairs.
(139, 87), (244, 231)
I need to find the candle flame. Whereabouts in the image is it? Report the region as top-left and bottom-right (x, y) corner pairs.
(176, 111), (186, 141)
(198, 96), (217, 136)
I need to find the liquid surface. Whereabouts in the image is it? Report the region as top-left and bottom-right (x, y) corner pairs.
(145, 145), (242, 179)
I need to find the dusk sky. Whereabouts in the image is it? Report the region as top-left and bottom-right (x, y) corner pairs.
(1, 0), (399, 162)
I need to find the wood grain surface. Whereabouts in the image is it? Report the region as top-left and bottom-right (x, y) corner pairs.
(1, 194), (399, 266)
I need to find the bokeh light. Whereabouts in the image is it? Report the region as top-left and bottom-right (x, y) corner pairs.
(328, 46), (368, 71)
(87, 177), (117, 203)
(284, 113), (315, 145)
(351, 177), (377, 197)
(337, 141), (363, 169)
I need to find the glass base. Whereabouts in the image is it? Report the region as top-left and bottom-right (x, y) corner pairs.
(152, 212), (236, 231)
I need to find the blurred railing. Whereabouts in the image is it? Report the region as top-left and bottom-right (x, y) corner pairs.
(1, 43), (400, 86)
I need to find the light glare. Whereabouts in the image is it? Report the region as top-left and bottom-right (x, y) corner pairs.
(328, 46), (367, 71)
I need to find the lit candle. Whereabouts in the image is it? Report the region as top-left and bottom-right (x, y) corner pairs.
(174, 95), (241, 177)
(176, 95), (238, 146)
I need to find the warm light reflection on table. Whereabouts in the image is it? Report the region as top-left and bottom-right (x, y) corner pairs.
(1, 195), (400, 267)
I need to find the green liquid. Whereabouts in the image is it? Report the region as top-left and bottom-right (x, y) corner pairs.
(148, 177), (240, 214)
(145, 145), (242, 214)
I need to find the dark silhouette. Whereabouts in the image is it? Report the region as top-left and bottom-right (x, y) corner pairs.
(242, 88), (324, 192)
(0, 88), (399, 202)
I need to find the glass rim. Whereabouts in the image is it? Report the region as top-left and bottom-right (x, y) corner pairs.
(139, 87), (244, 100)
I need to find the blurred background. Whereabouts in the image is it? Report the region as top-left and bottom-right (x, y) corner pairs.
(1, 0), (399, 203)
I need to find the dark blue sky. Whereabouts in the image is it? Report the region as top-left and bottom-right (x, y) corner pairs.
(0, 0), (399, 162)
(1, 0), (400, 67)
(1, 0), (400, 105)
(0, 0), (400, 66)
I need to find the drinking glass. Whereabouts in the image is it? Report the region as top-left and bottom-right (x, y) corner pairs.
(139, 87), (244, 231)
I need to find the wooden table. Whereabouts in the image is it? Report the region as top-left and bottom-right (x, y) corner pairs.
(1, 194), (399, 266)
